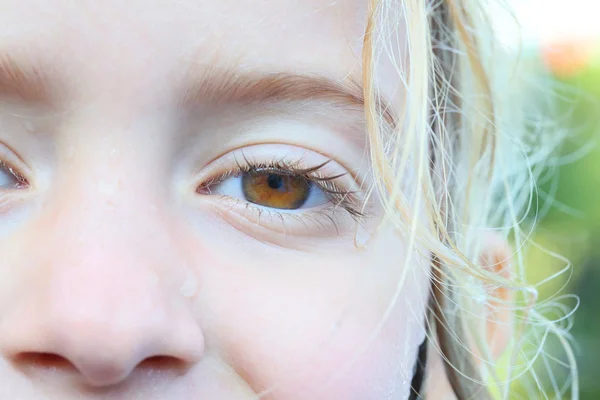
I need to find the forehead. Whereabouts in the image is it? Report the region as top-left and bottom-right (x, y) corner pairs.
(0, 0), (368, 85)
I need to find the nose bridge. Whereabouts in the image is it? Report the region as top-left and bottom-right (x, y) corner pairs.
(34, 152), (176, 332)
(49, 109), (177, 251)
(40, 174), (158, 291)
(50, 140), (164, 264)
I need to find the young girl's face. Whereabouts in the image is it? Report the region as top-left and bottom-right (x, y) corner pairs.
(0, 1), (432, 398)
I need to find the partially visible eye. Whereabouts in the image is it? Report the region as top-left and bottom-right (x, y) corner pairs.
(210, 170), (328, 211)
(195, 145), (366, 225)
(0, 161), (27, 190)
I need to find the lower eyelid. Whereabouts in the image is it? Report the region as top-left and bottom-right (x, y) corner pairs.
(220, 193), (326, 215)
(206, 194), (353, 235)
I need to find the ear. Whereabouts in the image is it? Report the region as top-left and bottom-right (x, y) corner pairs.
(423, 233), (514, 399)
(479, 232), (514, 359)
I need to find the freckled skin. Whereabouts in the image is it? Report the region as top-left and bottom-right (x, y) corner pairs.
(0, 1), (433, 399)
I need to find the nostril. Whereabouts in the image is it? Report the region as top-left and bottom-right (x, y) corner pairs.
(137, 355), (188, 372)
(12, 353), (186, 386)
(13, 352), (76, 371)
(11, 352), (189, 384)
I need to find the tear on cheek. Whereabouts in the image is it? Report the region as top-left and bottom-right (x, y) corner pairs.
(179, 269), (198, 298)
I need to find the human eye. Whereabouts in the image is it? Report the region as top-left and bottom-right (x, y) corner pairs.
(195, 146), (366, 234)
(0, 160), (28, 191)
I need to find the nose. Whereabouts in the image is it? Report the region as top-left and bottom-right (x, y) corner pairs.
(0, 193), (205, 388)
(0, 270), (205, 387)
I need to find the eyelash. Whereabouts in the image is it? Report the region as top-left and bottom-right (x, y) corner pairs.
(0, 160), (28, 189)
(198, 158), (366, 221)
(0, 155), (368, 229)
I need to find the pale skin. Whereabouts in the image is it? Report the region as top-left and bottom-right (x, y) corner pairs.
(0, 1), (509, 399)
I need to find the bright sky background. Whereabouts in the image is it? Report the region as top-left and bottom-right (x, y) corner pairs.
(496, 0), (600, 48)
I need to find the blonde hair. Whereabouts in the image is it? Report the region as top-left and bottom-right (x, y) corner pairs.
(362, 0), (578, 398)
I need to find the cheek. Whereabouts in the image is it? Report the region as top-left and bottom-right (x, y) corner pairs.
(257, 312), (426, 400)
(180, 223), (430, 400)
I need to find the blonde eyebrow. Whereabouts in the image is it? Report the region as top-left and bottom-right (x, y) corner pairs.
(0, 55), (394, 125)
(0, 55), (53, 102)
(180, 69), (396, 126)
(181, 69), (365, 110)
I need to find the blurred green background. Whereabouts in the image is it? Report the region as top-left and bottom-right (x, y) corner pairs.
(494, 2), (599, 397)
(543, 64), (600, 399)
(523, 60), (599, 399)
(516, 37), (599, 399)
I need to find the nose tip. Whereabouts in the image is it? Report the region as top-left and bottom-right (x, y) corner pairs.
(77, 357), (135, 387)
(73, 355), (188, 387)
(43, 338), (164, 387)
(58, 331), (203, 387)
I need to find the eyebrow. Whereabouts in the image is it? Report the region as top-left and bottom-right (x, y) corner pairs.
(0, 54), (394, 125)
(182, 69), (364, 109)
(180, 69), (396, 126)
(0, 55), (53, 102)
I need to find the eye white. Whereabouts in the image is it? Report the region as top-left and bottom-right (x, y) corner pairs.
(212, 175), (245, 199)
(0, 168), (17, 189)
(211, 174), (329, 211)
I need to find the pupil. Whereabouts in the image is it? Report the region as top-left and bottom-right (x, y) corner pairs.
(267, 174), (284, 190)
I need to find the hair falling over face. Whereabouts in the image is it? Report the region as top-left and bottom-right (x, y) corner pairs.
(362, 0), (578, 398)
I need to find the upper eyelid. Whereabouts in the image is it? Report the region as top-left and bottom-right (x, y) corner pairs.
(198, 161), (343, 192)
(0, 141), (30, 168)
(199, 157), (357, 191)
(193, 144), (365, 187)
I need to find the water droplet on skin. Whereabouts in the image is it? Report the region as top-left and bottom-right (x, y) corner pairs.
(96, 179), (120, 196)
(180, 271), (198, 298)
(354, 224), (372, 249)
(23, 121), (36, 133)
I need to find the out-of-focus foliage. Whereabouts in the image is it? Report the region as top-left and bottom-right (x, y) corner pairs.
(524, 46), (600, 399)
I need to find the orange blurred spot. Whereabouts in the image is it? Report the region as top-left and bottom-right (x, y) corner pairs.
(541, 39), (596, 77)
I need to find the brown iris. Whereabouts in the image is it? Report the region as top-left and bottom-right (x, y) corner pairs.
(242, 171), (311, 209)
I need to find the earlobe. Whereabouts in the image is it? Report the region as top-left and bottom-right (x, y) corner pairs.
(478, 233), (514, 359)
(423, 234), (515, 399)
